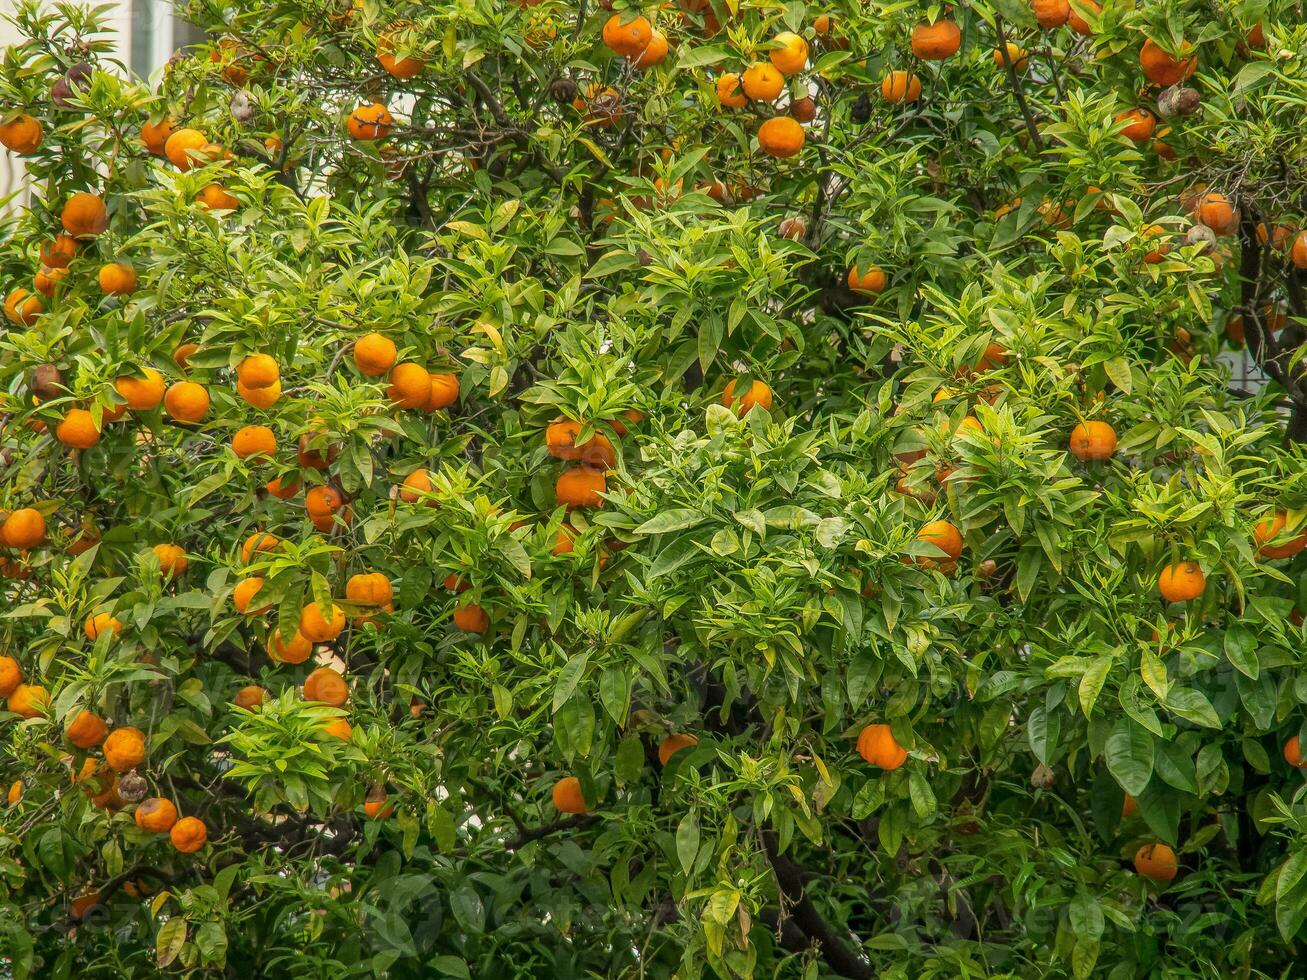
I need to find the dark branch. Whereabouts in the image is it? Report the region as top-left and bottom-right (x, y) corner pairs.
(761, 830), (873, 980)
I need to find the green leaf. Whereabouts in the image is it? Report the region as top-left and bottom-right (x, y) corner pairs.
(450, 885), (485, 933)
(552, 652), (589, 712)
(1165, 687), (1221, 728)
(1153, 740), (1198, 794)
(1224, 624), (1259, 678)
(635, 509), (706, 535)
(676, 811), (700, 877)
(429, 955), (472, 979)
(156, 917), (187, 967)
(1068, 889), (1105, 942)
(1105, 720), (1154, 796)
(1140, 648), (1169, 700)
(1027, 704), (1060, 765)
(1104, 357), (1132, 395)
(1078, 656), (1112, 717)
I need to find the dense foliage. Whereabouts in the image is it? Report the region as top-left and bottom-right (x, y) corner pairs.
(3, 0), (1307, 976)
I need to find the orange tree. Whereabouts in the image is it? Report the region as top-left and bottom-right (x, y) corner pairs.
(3, 0), (1307, 975)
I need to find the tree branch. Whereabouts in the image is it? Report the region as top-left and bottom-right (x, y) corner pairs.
(995, 18), (1044, 154)
(761, 829), (873, 980)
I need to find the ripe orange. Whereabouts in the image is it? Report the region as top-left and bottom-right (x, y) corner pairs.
(4, 287), (42, 325)
(1255, 222), (1293, 249)
(1141, 224), (1171, 264)
(778, 215), (807, 240)
(741, 63), (784, 102)
(556, 466), (607, 508)
(425, 373), (459, 410)
(70, 891), (102, 920)
(1133, 842), (1178, 882)
(347, 103), (394, 141)
(1032, 0), (1070, 28)
(1139, 39), (1196, 87)
(197, 184), (239, 211)
(994, 42), (1027, 70)
(847, 264), (886, 294)
(98, 262), (137, 296)
(303, 666), (349, 706)
(114, 369), (166, 410)
(34, 265), (68, 297)
(1288, 231), (1307, 269)
(716, 73), (748, 109)
(631, 29), (669, 69)
(297, 430), (337, 470)
(1284, 735), (1307, 768)
(573, 84), (623, 128)
(1254, 512), (1307, 560)
(164, 381), (210, 423)
(241, 531), (281, 564)
(299, 601), (346, 642)
(658, 733), (699, 765)
(857, 723), (909, 769)
(757, 116), (805, 158)
(552, 775), (588, 813)
(1115, 108), (1156, 144)
(1158, 561), (1204, 602)
(232, 424), (277, 459)
(0, 113), (43, 154)
(84, 612), (123, 642)
(769, 32), (808, 76)
(364, 797), (395, 819)
(321, 717), (353, 741)
(232, 576), (268, 615)
(601, 13), (652, 57)
(55, 408), (102, 449)
(1195, 192), (1236, 235)
(346, 571), (393, 607)
(170, 815), (207, 853)
(103, 727), (147, 772)
(265, 473), (300, 498)
(0, 656), (21, 697)
(40, 234), (78, 268)
(548, 421), (617, 467)
(388, 362), (431, 409)
(267, 629), (312, 664)
(3, 508), (46, 549)
(66, 709), (108, 748)
(7, 683), (49, 719)
(400, 468), (436, 505)
(173, 342), (199, 369)
(917, 520), (963, 560)
(453, 602), (490, 633)
(140, 116), (175, 156)
(551, 525), (576, 556)
(163, 128), (209, 170)
(236, 353), (279, 389)
(722, 379), (773, 415)
(152, 543), (188, 578)
(1067, 0), (1098, 34)
(353, 332), (397, 377)
(377, 25), (425, 78)
(911, 20), (961, 60)
(233, 685), (267, 710)
(61, 192), (108, 238)
(1069, 420), (1116, 460)
(135, 797), (178, 832)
